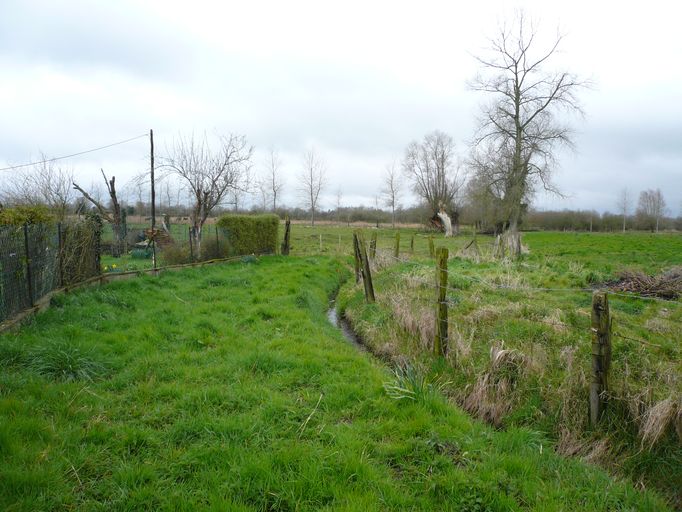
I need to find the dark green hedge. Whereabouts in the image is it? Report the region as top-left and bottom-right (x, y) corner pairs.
(216, 214), (279, 256)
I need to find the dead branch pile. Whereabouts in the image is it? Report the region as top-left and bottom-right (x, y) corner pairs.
(609, 267), (682, 299)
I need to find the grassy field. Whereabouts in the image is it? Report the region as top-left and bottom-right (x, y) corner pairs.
(0, 256), (671, 510)
(321, 227), (682, 505)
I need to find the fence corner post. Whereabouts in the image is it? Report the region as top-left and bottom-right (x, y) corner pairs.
(590, 290), (612, 426)
(434, 247), (449, 357)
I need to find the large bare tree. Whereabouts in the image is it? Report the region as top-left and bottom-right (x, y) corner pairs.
(636, 188), (666, 233)
(402, 130), (463, 236)
(382, 161), (402, 228)
(299, 148), (326, 226)
(265, 148), (284, 211)
(470, 12), (586, 257)
(163, 133), (253, 257)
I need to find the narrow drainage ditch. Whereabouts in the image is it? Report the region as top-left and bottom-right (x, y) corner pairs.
(326, 298), (366, 351)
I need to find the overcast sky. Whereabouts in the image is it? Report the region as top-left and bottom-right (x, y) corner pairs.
(1, 0), (680, 215)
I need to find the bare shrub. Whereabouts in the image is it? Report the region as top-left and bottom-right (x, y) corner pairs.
(609, 266), (682, 299)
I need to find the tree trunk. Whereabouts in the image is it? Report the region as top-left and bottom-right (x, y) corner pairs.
(436, 210), (453, 237)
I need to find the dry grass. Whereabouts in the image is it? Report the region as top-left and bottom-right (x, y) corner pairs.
(639, 397), (680, 448)
(462, 341), (529, 427)
(388, 293), (434, 352)
(465, 302), (523, 324)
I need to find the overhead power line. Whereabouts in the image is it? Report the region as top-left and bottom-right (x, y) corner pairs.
(0, 133), (149, 172)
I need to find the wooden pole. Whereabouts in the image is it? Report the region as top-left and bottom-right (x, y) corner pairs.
(281, 216), (291, 255)
(357, 232), (375, 303)
(590, 291), (612, 426)
(410, 235), (414, 254)
(352, 232), (361, 284)
(319, 234), (323, 253)
(369, 232), (377, 259)
(23, 223), (34, 307)
(429, 235), (435, 258)
(188, 226), (194, 263)
(215, 225), (220, 257)
(150, 129), (157, 269)
(394, 232), (400, 259)
(434, 247), (449, 357)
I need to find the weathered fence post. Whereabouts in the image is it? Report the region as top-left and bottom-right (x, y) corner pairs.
(215, 225), (220, 257)
(357, 232), (375, 303)
(281, 216), (291, 255)
(370, 232), (377, 259)
(410, 235), (415, 254)
(434, 247), (449, 357)
(189, 226), (194, 263)
(319, 234), (323, 253)
(57, 222), (64, 288)
(23, 223), (34, 307)
(429, 235), (435, 258)
(352, 232), (362, 284)
(394, 232), (400, 259)
(590, 290), (612, 426)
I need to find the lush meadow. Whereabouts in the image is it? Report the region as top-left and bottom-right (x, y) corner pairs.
(0, 255), (672, 510)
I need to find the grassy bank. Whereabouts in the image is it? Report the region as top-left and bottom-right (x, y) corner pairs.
(338, 231), (682, 505)
(0, 256), (670, 510)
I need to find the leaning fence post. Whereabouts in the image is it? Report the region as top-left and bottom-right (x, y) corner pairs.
(357, 232), (375, 303)
(352, 232), (362, 284)
(370, 232), (377, 259)
(434, 247), (449, 357)
(429, 235), (435, 258)
(394, 232), (400, 259)
(590, 290), (612, 426)
(23, 223), (34, 307)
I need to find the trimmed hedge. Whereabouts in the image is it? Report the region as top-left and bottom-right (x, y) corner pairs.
(216, 214), (279, 256)
(0, 205), (54, 225)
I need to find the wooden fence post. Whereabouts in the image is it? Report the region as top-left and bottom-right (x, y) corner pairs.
(57, 222), (64, 288)
(429, 235), (435, 258)
(357, 232), (375, 303)
(319, 234), (323, 253)
(215, 225), (220, 257)
(352, 232), (361, 284)
(410, 235), (414, 254)
(370, 232), (377, 259)
(189, 226), (194, 263)
(23, 223), (34, 307)
(434, 247), (449, 357)
(590, 290), (612, 426)
(281, 216), (291, 255)
(394, 232), (400, 259)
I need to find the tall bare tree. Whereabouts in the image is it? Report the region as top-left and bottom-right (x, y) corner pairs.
(265, 148), (284, 211)
(381, 161), (402, 228)
(299, 148), (326, 226)
(402, 130), (462, 236)
(615, 187), (631, 233)
(163, 133), (253, 257)
(1, 155), (74, 221)
(636, 189), (666, 233)
(470, 12), (587, 257)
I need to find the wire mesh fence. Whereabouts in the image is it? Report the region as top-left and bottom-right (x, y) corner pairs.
(0, 217), (101, 323)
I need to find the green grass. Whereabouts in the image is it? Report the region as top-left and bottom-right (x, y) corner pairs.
(336, 229), (682, 505)
(0, 256), (669, 510)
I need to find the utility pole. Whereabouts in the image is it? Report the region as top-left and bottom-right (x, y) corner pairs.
(150, 129), (157, 269)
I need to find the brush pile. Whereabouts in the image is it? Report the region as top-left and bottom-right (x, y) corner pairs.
(609, 266), (682, 299)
